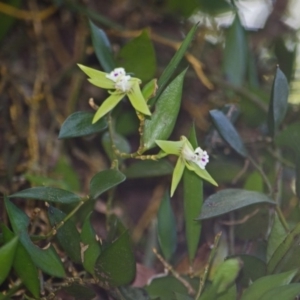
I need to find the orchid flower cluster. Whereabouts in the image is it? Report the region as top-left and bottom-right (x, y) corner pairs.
(79, 65), (217, 196)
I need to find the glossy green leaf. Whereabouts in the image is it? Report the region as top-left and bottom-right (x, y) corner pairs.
(48, 206), (82, 264)
(118, 286), (150, 300)
(89, 169), (126, 199)
(124, 159), (173, 178)
(101, 131), (131, 161)
(0, 0), (21, 42)
(93, 92), (125, 123)
(267, 221), (300, 274)
(223, 15), (247, 86)
(183, 125), (202, 263)
(149, 24), (197, 105)
(197, 189), (275, 220)
(145, 275), (198, 300)
(78, 64), (115, 88)
(267, 213), (287, 262)
(58, 111), (107, 139)
(210, 109), (248, 157)
(4, 198), (65, 278)
(117, 30), (156, 82)
(157, 192), (177, 261)
(174, 292), (193, 300)
(127, 81), (151, 116)
(267, 67), (289, 137)
(89, 20), (115, 72)
(233, 254), (266, 287)
(1, 225), (40, 298)
(241, 269), (297, 300)
(259, 283), (300, 300)
(0, 236), (18, 285)
(171, 157), (185, 197)
(143, 69), (187, 150)
(199, 259), (241, 300)
(61, 282), (96, 300)
(94, 230), (136, 286)
(9, 187), (81, 204)
(80, 213), (101, 275)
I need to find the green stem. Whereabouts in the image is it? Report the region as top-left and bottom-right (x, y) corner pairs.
(1, 282), (23, 299)
(196, 232), (222, 300)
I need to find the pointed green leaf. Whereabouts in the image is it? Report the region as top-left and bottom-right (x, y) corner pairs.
(155, 140), (183, 155)
(58, 111), (107, 139)
(127, 81), (151, 115)
(89, 169), (126, 199)
(149, 24), (197, 105)
(9, 187), (81, 204)
(183, 126), (202, 263)
(1, 225), (40, 298)
(78, 64), (114, 89)
(124, 159), (173, 178)
(89, 20), (115, 72)
(5, 198), (65, 278)
(174, 293), (193, 300)
(241, 269), (297, 300)
(267, 67), (289, 137)
(92, 92), (125, 123)
(210, 109), (248, 157)
(0, 236), (18, 285)
(80, 213), (101, 275)
(223, 16), (247, 86)
(267, 221), (300, 274)
(143, 69), (187, 150)
(259, 283), (300, 300)
(94, 230), (136, 286)
(267, 213), (287, 262)
(118, 286), (150, 300)
(197, 189), (275, 220)
(60, 282), (97, 300)
(117, 29), (156, 82)
(48, 206), (82, 264)
(157, 192), (177, 261)
(171, 157), (185, 197)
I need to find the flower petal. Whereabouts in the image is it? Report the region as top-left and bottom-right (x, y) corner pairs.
(171, 157), (185, 197)
(186, 161), (218, 186)
(92, 93), (125, 123)
(155, 140), (184, 155)
(127, 82), (151, 116)
(78, 64), (115, 89)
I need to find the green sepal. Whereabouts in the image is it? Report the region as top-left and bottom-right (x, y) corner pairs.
(171, 157), (185, 197)
(155, 140), (183, 155)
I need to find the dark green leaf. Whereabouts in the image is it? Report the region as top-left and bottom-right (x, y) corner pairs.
(210, 109), (248, 157)
(48, 206), (82, 264)
(1, 225), (40, 298)
(0, 0), (21, 42)
(80, 213), (101, 275)
(94, 230), (136, 286)
(61, 283), (96, 300)
(118, 286), (150, 300)
(89, 20), (115, 72)
(124, 159), (173, 178)
(0, 236), (18, 285)
(223, 16), (247, 86)
(240, 269), (297, 300)
(259, 283), (300, 300)
(117, 30), (156, 82)
(275, 122), (300, 154)
(4, 198), (65, 278)
(198, 0), (232, 15)
(267, 67), (289, 137)
(267, 213), (287, 262)
(89, 169), (126, 199)
(58, 111), (107, 139)
(9, 187), (81, 204)
(267, 221), (300, 274)
(197, 189), (275, 220)
(174, 292), (193, 300)
(183, 125), (202, 263)
(149, 24), (197, 105)
(143, 69), (187, 150)
(101, 131), (131, 161)
(157, 192), (177, 261)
